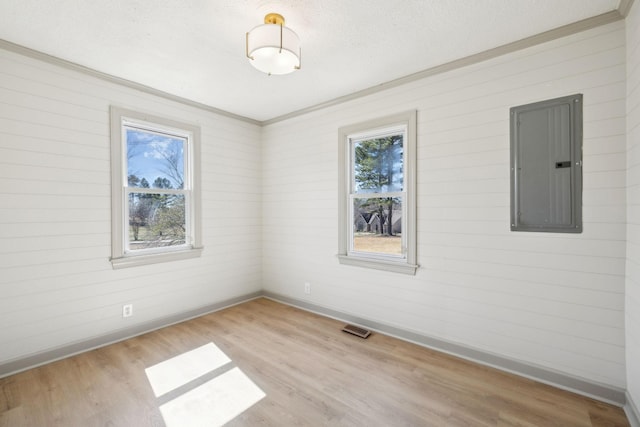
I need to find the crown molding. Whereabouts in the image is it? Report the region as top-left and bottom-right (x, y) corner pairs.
(0, 5), (630, 127)
(618, 0), (635, 17)
(0, 38), (261, 126)
(262, 9), (626, 125)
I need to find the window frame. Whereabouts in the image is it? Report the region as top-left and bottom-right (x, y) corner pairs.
(110, 107), (202, 269)
(338, 111), (418, 275)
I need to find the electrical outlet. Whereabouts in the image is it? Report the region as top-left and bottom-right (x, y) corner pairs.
(304, 282), (311, 294)
(122, 304), (133, 318)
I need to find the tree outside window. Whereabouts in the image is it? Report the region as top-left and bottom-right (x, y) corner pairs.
(338, 111), (417, 275)
(110, 107), (202, 269)
(352, 135), (404, 256)
(125, 128), (187, 251)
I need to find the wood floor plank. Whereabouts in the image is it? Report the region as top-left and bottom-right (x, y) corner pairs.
(0, 298), (630, 427)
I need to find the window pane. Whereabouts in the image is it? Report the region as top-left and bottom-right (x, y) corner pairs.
(353, 135), (403, 194)
(127, 128), (185, 190)
(129, 193), (186, 250)
(353, 197), (403, 255)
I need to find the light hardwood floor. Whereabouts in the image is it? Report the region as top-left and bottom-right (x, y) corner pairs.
(0, 298), (630, 426)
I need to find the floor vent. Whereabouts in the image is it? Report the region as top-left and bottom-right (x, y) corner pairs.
(342, 324), (371, 339)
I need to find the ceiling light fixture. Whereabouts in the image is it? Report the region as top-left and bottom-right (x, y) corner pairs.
(246, 13), (301, 75)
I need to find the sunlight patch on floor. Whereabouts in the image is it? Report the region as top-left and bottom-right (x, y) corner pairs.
(159, 367), (266, 427)
(145, 342), (231, 397)
(145, 342), (265, 426)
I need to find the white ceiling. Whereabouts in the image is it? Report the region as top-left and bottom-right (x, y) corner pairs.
(0, 0), (624, 122)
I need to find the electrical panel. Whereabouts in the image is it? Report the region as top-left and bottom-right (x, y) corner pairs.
(510, 94), (582, 233)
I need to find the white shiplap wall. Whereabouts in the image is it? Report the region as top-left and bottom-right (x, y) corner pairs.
(0, 48), (262, 365)
(626, 0), (640, 414)
(262, 21), (627, 387)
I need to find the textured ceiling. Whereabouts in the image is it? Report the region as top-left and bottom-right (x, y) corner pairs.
(0, 0), (623, 122)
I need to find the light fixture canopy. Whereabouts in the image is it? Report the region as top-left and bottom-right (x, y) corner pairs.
(246, 13), (301, 75)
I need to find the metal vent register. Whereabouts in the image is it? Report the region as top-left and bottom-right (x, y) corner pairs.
(342, 324), (371, 339)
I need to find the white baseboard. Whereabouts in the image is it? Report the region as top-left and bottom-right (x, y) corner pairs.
(626, 392), (640, 427)
(263, 291), (627, 406)
(1, 290), (631, 413)
(0, 291), (262, 379)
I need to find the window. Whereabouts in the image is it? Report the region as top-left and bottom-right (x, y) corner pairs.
(338, 111), (417, 275)
(110, 107), (202, 269)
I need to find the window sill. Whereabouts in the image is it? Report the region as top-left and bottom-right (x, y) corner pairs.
(337, 254), (418, 275)
(111, 247), (203, 269)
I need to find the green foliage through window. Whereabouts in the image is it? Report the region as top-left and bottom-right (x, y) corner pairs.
(125, 127), (187, 251)
(350, 132), (405, 256)
(338, 111), (416, 274)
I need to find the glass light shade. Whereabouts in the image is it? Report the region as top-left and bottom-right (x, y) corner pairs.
(247, 23), (301, 75)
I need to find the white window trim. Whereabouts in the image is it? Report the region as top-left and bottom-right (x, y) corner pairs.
(338, 110), (418, 275)
(110, 106), (203, 269)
